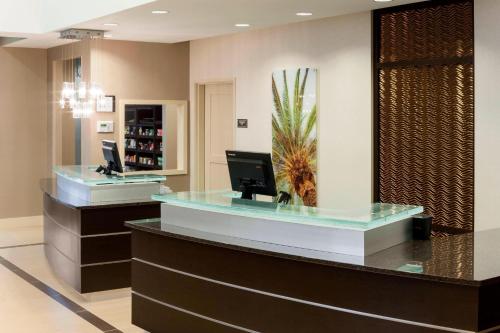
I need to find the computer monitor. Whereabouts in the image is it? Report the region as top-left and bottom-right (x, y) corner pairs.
(226, 150), (277, 200)
(97, 140), (123, 175)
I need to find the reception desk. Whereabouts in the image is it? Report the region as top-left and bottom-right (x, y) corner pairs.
(127, 218), (500, 333)
(41, 166), (165, 293)
(124, 192), (500, 332)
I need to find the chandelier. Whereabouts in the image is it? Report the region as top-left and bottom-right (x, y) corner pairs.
(59, 29), (106, 119)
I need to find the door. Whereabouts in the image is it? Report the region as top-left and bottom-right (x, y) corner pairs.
(204, 83), (234, 191)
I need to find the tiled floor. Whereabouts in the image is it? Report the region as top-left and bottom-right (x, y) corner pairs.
(0, 216), (45, 248)
(0, 216), (145, 333)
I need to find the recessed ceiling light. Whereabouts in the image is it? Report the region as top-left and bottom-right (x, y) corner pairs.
(296, 12), (313, 16)
(103, 33), (113, 38)
(103, 23), (118, 26)
(235, 23), (250, 27)
(374, 0), (393, 2)
(152, 10), (169, 14)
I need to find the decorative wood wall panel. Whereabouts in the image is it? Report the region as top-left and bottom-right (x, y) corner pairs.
(378, 2), (474, 64)
(374, 0), (474, 232)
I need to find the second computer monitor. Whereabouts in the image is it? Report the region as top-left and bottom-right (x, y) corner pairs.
(226, 150), (277, 200)
(102, 140), (123, 174)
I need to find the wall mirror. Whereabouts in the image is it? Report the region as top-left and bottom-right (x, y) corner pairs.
(118, 99), (188, 176)
(53, 57), (83, 166)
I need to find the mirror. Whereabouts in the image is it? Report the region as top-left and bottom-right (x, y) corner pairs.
(54, 57), (83, 166)
(118, 99), (188, 176)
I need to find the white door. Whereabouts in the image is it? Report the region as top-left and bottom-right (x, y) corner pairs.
(204, 83), (234, 191)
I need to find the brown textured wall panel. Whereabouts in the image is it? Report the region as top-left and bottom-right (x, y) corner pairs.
(379, 1), (474, 64)
(376, 1), (474, 232)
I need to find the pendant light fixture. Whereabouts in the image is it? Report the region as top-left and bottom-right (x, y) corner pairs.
(59, 29), (106, 119)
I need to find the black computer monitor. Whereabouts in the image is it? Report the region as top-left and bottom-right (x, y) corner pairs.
(226, 150), (277, 200)
(97, 140), (123, 175)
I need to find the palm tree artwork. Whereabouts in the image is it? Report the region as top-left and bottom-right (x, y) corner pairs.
(272, 68), (317, 207)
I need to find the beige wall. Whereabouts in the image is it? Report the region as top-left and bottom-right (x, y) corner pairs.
(475, 0), (500, 231)
(0, 48), (47, 218)
(165, 105), (179, 170)
(190, 13), (373, 209)
(48, 40), (190, 191)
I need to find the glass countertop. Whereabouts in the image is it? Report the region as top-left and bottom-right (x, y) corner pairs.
(152, 191), (423, 231)
(54, 165), (166, 186)
(41, 179), (158, 208)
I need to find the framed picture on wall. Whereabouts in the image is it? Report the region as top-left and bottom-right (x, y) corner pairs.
(96, 95), (115, 113)
(272, 68), (317, 207)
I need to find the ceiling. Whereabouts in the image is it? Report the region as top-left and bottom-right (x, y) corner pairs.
(3, 0), (424, 48)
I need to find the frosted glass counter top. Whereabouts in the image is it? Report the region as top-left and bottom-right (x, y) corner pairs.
(152, 191), (423, 231)
(54, 165), (166, 186)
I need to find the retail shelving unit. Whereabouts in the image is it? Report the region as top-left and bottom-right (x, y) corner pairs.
(124, 104), (164, 171)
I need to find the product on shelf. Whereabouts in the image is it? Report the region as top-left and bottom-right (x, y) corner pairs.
(125, 126), (136, 136)
(126, 139), (137, 149)
(125, 154), (136, 163)
(138, 141), (154, 151)
(138, 127), (155, 137)
(138, 157), (154, 166)
(157, 129), (163, 136)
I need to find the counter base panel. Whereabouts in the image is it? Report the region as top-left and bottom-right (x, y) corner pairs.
(132, 260), (452, 333)
(132, 293), (239, 333)
(131, 229), (488, 333)
(81, 262), (131, 293)
(43, 193), (160, 293)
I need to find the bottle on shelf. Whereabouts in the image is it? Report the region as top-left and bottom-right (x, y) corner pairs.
(137, 141), (155, 152)
(125, 139), (136, 149)
(125, 154), (136, 163)
(125, 126), (136, 136)
(138, 127), (155, 137)
(138, 156), (154, 166)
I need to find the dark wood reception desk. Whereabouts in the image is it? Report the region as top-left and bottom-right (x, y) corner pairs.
(41, 179), (160, 293)
(127, 219), (500, 333)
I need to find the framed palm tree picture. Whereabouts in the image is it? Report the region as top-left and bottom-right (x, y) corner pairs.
(272, 68), (318, 207)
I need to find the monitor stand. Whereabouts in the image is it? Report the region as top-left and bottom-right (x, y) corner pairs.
(96, 162), (116, 176)
(241, 187), (256, 200)
(239, 179), (259, 200)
